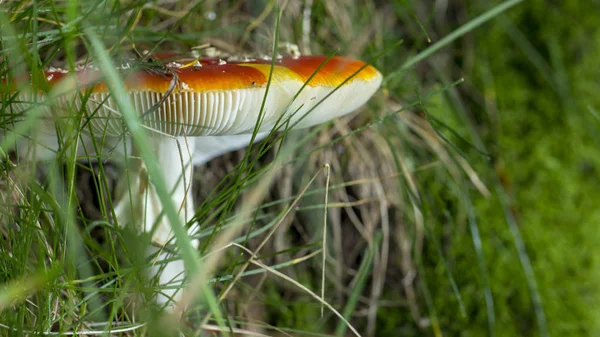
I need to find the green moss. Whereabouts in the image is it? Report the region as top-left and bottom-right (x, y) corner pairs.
(466, 1), (600, 336)
(405, 1), (600, 336)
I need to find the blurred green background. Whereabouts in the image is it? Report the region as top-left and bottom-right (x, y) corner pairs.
(420, 1), (600, 336)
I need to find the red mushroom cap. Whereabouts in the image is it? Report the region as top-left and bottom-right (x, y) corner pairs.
(6, 55), (382, 136)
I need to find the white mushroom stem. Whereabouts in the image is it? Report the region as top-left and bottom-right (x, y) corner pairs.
(147, 136), (199, 308)
(114, 135), (197, 307)
(141, 135), (196, 242)
(113, 132), (268, 307)
(192, 132), (269, 165)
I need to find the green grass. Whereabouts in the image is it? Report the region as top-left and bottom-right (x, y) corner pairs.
(1, 0), (599, 336)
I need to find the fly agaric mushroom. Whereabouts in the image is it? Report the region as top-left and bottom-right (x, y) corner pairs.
(2, 54), (382, 307)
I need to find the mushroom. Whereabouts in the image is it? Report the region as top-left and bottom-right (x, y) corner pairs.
(2, 54), (382, 308)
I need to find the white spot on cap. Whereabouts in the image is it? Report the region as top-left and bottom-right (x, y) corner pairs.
(47, 66), (68, 73)
(167, 62), (183, 68)
(218, 59), (227, 65)
(285, 42), (302, 59)
(75, 64), (88, 71)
